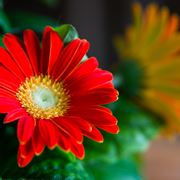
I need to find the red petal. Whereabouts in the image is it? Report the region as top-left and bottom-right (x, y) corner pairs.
(23, 30), (40, 75)
(82, 126), (104, 143)
(32, 124), (45, 156)
(98, 124), (120, 134)
(0, 97), (20, 113)
(3, 34), (34, 77)
(17, 116), (35, 144)
(53, 117), (83, 143)
(0, 66), (21, 91)
(18, 152), (34, 168)
(0, 47), (25, 81)
(0, 81), (16, 94)
(51, 39), (89, 80)
(64, 57), (98, 82)
(40, 26), (51, 73)
(51, 39), (80, 79)
(48, 30), (63, 74)
(60, 40), (90, 80)
(71, 88), (118, 106)
(71, 82), (115, 97)
(69, 106), (117, 126)
(39, 119), (57, 149)
(67, 69), (113, 93)
(70, 138), (85, 159)
(18, 140), (34, 167)
(0, 87), (15, 98)
(4, 108), (28, 124)
(57, 130), (70, 152)
(19, 139), (33, 157)
(63, 116), (92, 132)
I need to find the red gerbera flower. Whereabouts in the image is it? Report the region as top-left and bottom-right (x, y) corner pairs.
(0, 26), (119, 167)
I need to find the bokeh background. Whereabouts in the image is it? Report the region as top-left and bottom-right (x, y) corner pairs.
(0, 0), (180, 179)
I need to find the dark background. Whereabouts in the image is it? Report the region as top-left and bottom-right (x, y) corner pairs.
(3, 0), (180, 67)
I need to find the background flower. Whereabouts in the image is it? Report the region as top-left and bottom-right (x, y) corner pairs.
(114, 3), (180, 135)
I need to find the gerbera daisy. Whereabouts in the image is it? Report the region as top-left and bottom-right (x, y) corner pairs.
(114, 3), (180, 135)
(0, 26), (119, 167)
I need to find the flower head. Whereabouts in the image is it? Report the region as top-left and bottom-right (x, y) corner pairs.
(114, 3), (180, 135)
(0, 26), (119, 167)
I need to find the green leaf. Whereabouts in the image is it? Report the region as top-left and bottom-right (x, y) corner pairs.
(114, 60), (144, 97)
(6, 11), (58, 33)
(86, 157), (142, 180)
(24, 153), (90, 179)
(1, 147), (90, 179)
(0, 10), (11, 32)
(110, 97), (162, 155)
(54, 24), (79, 45)
(84, 136), (120, 163)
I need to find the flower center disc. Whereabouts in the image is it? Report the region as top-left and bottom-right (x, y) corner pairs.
(16, 75), (70, 119)
(31, 87), (58, 109)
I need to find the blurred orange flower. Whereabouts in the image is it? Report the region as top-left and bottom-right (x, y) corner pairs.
(114, 3), (180, 135)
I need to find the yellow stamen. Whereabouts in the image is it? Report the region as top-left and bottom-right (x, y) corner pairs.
(16, 75), (70, 119)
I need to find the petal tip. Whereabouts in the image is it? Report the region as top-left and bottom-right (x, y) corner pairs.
(115, 127), (120, 134)
(78, 153), (85, 160)
(99, 139), (104, 143)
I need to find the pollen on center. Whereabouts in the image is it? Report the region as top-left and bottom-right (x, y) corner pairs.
(16, 75), (70, 119)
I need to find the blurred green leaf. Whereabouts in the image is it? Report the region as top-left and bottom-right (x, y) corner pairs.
(84, 136), (120, 163)
(114, 60), (144, 97)
(110, 97), (162, 155)
(6, 11), (58, 33)
(24, 152), (90, 179)
(86, 157), (142, 180)
(0, 10), (11, 32)
(54, 24), (79, 45)
(1, 147), (90, 179)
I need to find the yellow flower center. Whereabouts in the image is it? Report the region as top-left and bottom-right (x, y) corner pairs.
(16, 75), (70, 119)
